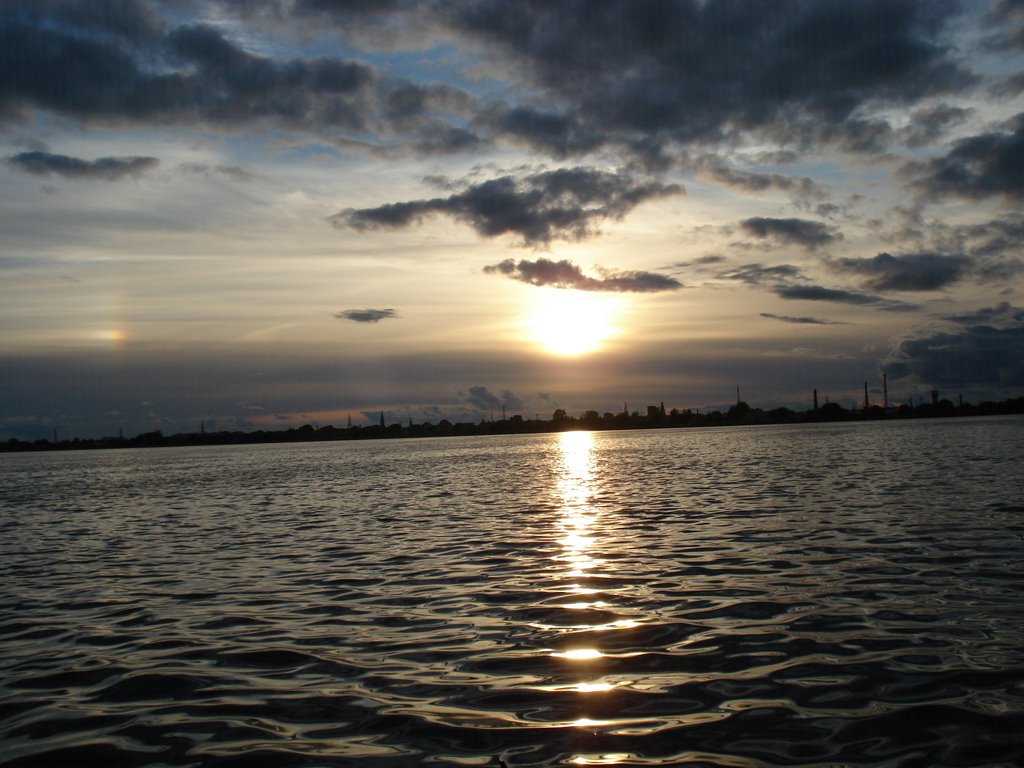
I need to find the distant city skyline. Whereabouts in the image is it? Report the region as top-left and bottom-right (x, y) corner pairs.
(2, 0), (1023, 440)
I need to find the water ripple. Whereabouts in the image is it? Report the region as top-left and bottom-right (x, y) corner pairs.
(2, 418), (1023, 766)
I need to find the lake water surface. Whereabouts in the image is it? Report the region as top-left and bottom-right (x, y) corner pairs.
(2, 418), (1023, 767)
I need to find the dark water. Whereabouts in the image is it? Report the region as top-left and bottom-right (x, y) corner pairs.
(2, 417), (1023, 767)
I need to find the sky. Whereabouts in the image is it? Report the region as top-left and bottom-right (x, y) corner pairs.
(2, 0), (1023, 440)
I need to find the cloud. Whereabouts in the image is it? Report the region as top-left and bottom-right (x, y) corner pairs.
(478, 104), (605, 158)
(334, 308), (397, 323)
(760, 313), (846, 325)
(331, 168), (683, 246)
(739, 217), (841, 251)
(833, 252), (971, 291)
(484, 258), (681, 293)
(694, 157), (827, 202)
(774, 284), (918, 312)
(907, 113), (1024, 200)
(982, 0), (1024, 51)
(179, 162), (260, 182)
(688, 255), (727, 266)
(883, 324), (1024, 391)
(461, 385), (525, 412)
(898, 103), (972, 147)
(716, 262), (804, 285)
(940, 302), (1024, 326)
(882, 214), (1024, 283)
(0, 8), (380, 132)
(431, 0), (972, 157)
(1, 0), (980, 169)
(7, 151), (158, 180)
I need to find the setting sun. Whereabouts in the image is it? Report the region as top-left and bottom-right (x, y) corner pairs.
(526, 288), (620, 356)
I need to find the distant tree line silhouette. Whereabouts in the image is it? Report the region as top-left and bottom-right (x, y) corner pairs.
(4, 396), (1023, 453)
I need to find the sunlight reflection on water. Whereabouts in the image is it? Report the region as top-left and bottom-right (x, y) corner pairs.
(548, 431), (652, 761)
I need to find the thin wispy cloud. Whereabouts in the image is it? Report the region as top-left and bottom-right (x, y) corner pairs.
(335, 309), (398, 323)
(761, 313), (846, 326)
(774, 285), (918, 313)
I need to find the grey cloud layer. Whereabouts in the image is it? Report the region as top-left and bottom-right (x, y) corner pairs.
(332, 169), (682, 246)
(484, 258), (682, 292)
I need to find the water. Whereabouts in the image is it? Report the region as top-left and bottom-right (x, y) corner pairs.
(1, 417), (1023, 767)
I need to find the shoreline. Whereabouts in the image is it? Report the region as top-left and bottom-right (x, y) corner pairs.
(4, 396), (1022, 454)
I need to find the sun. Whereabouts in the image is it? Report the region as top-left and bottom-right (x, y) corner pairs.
(526, 288), (620, 356)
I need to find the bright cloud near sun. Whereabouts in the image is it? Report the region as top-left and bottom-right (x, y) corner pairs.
(1, 0), (1023, 439)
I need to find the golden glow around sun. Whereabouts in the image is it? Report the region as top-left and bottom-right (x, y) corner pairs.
(526, 288), (620, 356)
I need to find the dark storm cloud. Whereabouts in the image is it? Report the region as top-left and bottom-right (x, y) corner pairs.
(7, 151), (158, 180)
(433, 0), (973, 156)
(334, 308), (398, 323)
(1, 0), (980, 167)
(484, 258), (681, 293)
(331, 168), (683, 246)
(739, 217), (841, 251)
(760, 313), (846, 325)
(883, 325), (1024, 390)
(833, 252), (971, 291)
(774, 284), (918, 312)
(0, 7), (377, 131)
(907, 113), (1024, 200)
